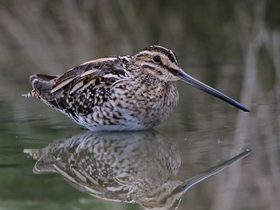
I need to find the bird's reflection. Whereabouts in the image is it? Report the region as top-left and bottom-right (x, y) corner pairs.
(24, 130), (250, 210)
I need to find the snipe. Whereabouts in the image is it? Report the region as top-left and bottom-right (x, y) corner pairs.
(23, 45), (249, 131)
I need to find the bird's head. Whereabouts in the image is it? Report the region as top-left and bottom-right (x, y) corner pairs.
(135, 45), (250, 112)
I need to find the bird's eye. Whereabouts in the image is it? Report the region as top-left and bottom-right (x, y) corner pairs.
(153, 56), (161, 63)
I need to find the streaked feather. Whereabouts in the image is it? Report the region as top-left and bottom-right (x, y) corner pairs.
(69, 80), (84, 94)
(80, 68), (98, 77)
(51, 77), (75, 93)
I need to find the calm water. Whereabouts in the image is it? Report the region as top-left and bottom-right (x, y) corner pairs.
(0, 1), (280, 210)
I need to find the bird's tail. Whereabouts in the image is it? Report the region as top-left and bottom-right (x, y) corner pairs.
(22, 89), (39, 98)
(22, 74), (61, 100)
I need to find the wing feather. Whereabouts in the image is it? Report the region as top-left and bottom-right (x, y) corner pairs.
(80, 68), (98, 77)
(51, 77), (75, 93)
(27, 56), (131, 115)
(50, 57), (126, 95)
(69, 80), (84, 94)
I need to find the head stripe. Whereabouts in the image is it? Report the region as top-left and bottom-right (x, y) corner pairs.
(142, 46), (178, 63)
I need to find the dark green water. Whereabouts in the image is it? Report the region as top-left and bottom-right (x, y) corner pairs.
(0, 1), (279, 209)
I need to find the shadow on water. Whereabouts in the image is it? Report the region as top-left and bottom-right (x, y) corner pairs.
(24, 130), (250, 210)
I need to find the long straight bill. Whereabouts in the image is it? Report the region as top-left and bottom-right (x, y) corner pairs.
(177, 69), (250, 112)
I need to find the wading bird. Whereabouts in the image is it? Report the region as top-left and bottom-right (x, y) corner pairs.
(24, 45), (249, 131)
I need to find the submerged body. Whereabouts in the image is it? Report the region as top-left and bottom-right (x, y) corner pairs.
(24, 45), (249, 131)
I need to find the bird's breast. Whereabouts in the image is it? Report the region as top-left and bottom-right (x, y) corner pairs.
(111, 78), (179, 128)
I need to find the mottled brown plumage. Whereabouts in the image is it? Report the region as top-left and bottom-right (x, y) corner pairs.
(24, 45), (249, 131)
